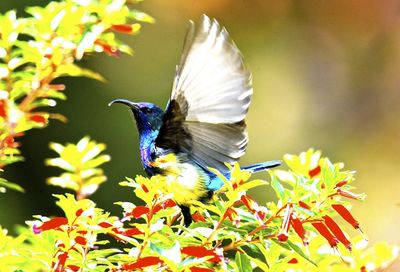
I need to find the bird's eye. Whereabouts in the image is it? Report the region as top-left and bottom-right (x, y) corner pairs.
(143, 107), (152, 114)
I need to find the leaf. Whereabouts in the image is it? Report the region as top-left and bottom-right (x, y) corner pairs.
(235, 252), (252, 272)
(0, 178), (25, 193)
(129, 10), (155, 23)
(286, 240), (317, 266)
(55, 64), (106, 82)
(270, 174), (286, 200)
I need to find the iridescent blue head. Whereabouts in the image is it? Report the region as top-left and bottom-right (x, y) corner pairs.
(108, 99), (164, 134)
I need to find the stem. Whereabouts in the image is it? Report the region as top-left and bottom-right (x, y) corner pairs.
(248, 204), (288, 237)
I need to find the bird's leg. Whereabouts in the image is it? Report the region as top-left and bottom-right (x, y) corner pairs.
(179, 205), (193, 227)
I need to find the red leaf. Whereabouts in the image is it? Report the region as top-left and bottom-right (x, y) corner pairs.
(181, 246), (221, 263)
(308, 165), (321, 178)
(312, 221), (338, 248)
(111, 24), (133, 33)
(190, 267), (214, 272)
(288, 258), (298, 264)
(332, 204), (360, 229)
(123, 227), (143, 236)
(122, 256), (163, 270)
(131, 206), (150, 218)
(29, 114), (47, 124)
(323, 215), (352, 251)
(75, 236), (87, 245)
(34, 217), (68, 234)
(192, 211), (206, 222)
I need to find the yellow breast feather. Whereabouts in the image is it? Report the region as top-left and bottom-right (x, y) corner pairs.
(151, 153), (208, 205)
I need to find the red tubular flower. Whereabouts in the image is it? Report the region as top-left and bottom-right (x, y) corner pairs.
(130, 206), (150, 218)
(337, 189), (365, 200)
(54, 252), (68, 272)
(335, 180), (348, 188)
(181, 246), (221, 263)
(67, 265), (80, 271)
(4, 135), (15, 147)
(291, 216), (307, 245)
(75, 236), (87, 245)
(49, 84), (66, 91)
(0, 99), (7, 118)
(225, 207), (239, 223)
(121, 256), (163, 270)
(308, 165), (321, 178)
(332, 204), (360, 229)
(94, 40), (120, 57)
(29, 114), (47, 124)
(240, 194), (257, 212)
(312, 221), (338, 248)
(33, 217), (68, 234)
(192, 211), (206, 222)
(323, 215), (352, 251)
(278, 204), (292, 242)
(298, 201), (311, 210)
(98, 221), (113, 228)
(288, 258), (298, 264)
(122, 227), (143, 236)
(111, 24), (133, 33)
(153, 199), (176, 213)
(75, 208), (84, 217)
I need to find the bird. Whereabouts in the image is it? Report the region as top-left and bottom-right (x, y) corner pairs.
(109, 15), (281, 226)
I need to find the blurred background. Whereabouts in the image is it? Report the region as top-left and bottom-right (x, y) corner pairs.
(1, 0), (400, 248)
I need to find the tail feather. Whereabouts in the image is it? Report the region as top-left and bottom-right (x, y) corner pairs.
(242, 160), (281, 173)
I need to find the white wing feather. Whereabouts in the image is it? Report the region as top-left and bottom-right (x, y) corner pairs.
(171, 15), (252, 124)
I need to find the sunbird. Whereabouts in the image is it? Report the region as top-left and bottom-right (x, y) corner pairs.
(109, 15), (280, 226)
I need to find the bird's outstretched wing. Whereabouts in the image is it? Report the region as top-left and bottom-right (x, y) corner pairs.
(155, 15), (252, 173)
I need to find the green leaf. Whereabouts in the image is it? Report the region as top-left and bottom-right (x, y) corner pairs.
(129, 10), (155, 23)
(271, 174), (286, 200)
(286, 240), (317, 266)
(55, 64), (106, 82)
(0, 178), (25, 193)
(235, 252), (252, 272)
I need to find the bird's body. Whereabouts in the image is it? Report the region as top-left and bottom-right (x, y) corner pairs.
(110, 15), (280, 226)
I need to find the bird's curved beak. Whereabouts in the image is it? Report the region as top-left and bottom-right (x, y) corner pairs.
(108, 99), (139, 111)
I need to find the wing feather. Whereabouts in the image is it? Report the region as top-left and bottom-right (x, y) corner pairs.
(156, 15), (252, 172)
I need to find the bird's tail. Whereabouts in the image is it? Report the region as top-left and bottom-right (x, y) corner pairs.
(242, 160), (281, 173)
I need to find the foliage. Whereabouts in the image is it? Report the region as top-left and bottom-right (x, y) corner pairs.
(1, 149), (398, 271)
(46, 136), (111, 199)
(0, 0), (154, 192)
